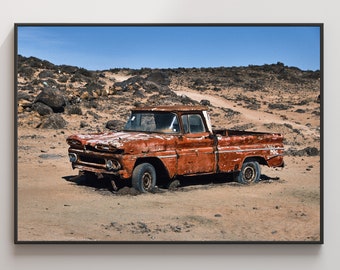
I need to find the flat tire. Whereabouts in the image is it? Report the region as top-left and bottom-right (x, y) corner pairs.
(132, 163), (156, 193)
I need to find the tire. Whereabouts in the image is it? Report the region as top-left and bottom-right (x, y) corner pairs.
(234, 160), (261, 184)
(132, 163), (156, 193)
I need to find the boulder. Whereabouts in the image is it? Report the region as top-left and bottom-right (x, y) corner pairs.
(146, 71), (170, 86)
(143, 81), (162, 92)
(80, 121), (89, 128)
(32, 102), (53, 116)
(35, 87), (66, 113)
(193, 78), (205, 87)
(39, 114), (67, 129)
(200, 99), (211, 106)
(66, 105), (83, 115)
(114, 76), (144, 92)
(106, 120), (125, 131)
(38, 70), (55, 79)
(17, 91), (32, 101)
(286, 147), (320, 157)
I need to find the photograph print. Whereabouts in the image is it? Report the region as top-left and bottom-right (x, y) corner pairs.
(15, 24), (323, 243)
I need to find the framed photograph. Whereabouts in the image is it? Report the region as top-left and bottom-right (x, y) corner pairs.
(14, 24), (323, 244)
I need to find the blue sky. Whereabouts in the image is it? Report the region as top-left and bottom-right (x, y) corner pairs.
(17, 25), (321, 71)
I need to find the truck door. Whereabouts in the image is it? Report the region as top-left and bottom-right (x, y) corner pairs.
(176, 114), (216, 175)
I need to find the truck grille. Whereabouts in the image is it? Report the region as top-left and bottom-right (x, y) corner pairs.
(79, 155), (105, 165)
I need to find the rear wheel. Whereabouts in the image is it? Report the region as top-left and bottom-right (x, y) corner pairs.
(234, 160), (261, 184)
(132, 163), (156, 193)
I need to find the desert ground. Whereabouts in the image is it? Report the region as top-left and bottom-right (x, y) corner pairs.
(16, 57), (321, 242)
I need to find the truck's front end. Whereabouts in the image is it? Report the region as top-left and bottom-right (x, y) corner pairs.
(67, 132), (132, 179)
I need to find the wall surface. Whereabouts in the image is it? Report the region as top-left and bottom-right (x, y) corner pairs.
(2, 1), (339, 269)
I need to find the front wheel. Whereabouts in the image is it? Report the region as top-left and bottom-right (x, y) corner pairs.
(234, 160), (261, 184)
(132, 163), (156, 193)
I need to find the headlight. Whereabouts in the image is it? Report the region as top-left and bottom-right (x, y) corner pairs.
(106, 159), (121, 171)
(69, 153), (77, 162)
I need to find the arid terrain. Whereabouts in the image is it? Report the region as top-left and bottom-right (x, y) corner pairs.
(16, 56), (321, 242)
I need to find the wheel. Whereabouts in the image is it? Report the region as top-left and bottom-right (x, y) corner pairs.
(234, 160), (261, 184)
(132, 163), (156, 193)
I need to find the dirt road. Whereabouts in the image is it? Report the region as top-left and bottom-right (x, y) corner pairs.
(174, 89), (319, 138)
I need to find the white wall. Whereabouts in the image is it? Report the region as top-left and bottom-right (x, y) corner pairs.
(1, 1), (338, 269)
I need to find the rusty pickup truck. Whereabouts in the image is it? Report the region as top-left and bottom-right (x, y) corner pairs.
(67, 105), (284, 192)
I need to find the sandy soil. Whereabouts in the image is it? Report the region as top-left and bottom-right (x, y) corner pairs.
(16, 87), (321, 243)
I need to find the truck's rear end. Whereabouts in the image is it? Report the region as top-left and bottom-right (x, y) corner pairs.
(215, 129), (284, 184)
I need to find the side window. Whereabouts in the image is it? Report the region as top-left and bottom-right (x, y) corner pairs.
(181, 115), (189, 133)
(181, 114), (206, 133)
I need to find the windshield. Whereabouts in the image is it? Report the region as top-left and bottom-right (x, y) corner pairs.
(124, 112), (180, 134)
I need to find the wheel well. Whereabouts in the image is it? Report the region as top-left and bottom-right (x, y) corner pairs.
(134, 157), (170, 182)
(244, 156), (267, 166)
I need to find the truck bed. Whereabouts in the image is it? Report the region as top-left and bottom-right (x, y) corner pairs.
(213, 128), (281, 137)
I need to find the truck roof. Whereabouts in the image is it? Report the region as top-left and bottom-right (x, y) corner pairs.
(131, 105), (209, 112)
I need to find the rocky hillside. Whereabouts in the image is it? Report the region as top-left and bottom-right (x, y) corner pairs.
(16, 55), (321, 156)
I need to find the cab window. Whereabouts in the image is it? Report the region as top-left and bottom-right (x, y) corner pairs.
(181, 114), (206, 133)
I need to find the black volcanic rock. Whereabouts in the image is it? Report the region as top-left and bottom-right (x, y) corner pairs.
(114, 76), (144, 91)
(66, 105), (83, 115)
(144, 81), (167, 93)
(17, 91), (33, 101)
(32, 102), (54, 116)
(39, 114), (67, 129)
(106, 120), (125, 131)
(35, 87), (66, 113)
(146, 71), (170, 86)
(38, 70), (56, 79)
(286, 147), (320, 157)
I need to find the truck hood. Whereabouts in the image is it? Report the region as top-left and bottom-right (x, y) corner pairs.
(67, 131), (173, 151)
